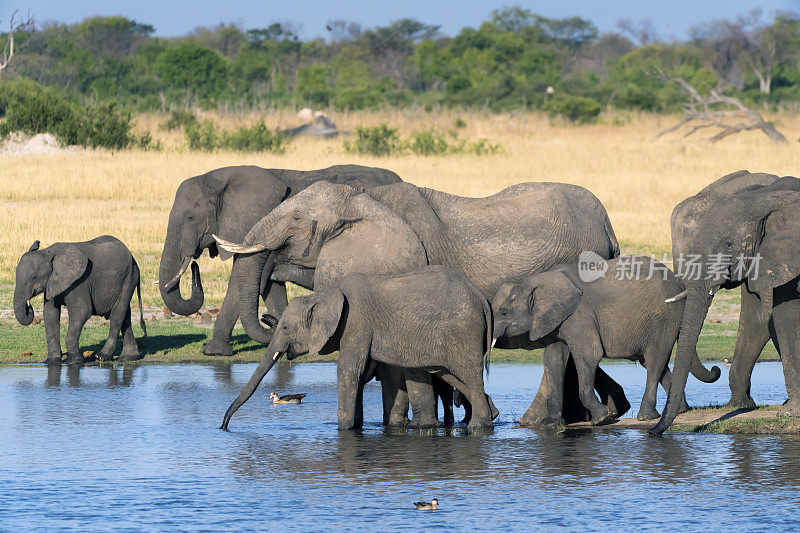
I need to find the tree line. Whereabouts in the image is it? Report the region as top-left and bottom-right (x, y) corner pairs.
(1, 6), (800, 121)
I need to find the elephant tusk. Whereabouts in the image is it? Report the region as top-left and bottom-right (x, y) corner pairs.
(272, 351), (281, 361)
(491, 338), (497, 349)
(664, 290), (687, 303)
(213, 234), (267, 255)
(163, 257), (191, 290)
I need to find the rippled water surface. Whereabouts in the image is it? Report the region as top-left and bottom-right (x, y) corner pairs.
(1, 362), (798, 531)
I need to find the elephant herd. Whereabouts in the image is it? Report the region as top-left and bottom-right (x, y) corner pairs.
(13, 165), (800, 434)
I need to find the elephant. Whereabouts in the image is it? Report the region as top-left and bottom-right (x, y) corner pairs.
(158, 164), (401, 356)
(492, 256), (721, 426)
(671, 169), (791, 409)
(216, 180), (631, 426)
(14, 236), (146, 365)
(221, 266), (496, 431)
(652, 180), (800, 434)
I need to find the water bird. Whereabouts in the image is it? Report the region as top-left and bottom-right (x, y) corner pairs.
(413, 499), (439, 510)
(270, 392), (306, 404)
(723, 358), (731, 366)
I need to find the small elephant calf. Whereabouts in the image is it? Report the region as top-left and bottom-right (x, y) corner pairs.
(14, 236), (146, 364)
(492, 256), (720, 425)
(222, 266), (495, 430)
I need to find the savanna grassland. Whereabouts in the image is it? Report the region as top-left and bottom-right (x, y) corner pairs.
(0, 109), (796, 363)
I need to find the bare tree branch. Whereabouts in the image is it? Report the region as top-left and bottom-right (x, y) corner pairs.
(0, 9), (35, 80)
(648, 68), (787, 143)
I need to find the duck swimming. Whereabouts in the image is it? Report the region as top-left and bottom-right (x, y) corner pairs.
(270, 392), (306, 404)
(413, 499), (439, 510)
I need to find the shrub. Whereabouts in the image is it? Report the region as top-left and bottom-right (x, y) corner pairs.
(344, 124), (402, 156)
(344, 123), (501, 156)
(408, 129), (449, 155)
(185, 120), (287, 152)
(185, 120), (219, 151)
(162, 109), (198, 131)
(220, 121), (287, 152)
(0, 79), (149, 149)
(545, 94), (602, 123)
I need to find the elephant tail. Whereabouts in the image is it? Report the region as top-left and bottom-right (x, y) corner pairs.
(690, 350), (720, 383)
(483, 297), (493, 375)
(135, 265), (147, 337)
(601, 208), (620, 259)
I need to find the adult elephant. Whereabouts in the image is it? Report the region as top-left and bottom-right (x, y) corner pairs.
(652, 178), (800, 434)
(671, 170), (791, 408)
(158, 164), (401, 356)
(217, 180), (629, 424)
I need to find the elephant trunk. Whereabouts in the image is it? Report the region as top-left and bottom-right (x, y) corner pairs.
(221, 350), (282, 430)
(690, 352), (721, 383)
(159, 249), (204, 316)
(13, 285), (33, 326)
(235, 250), (277, 344)
(651, 289), (710, 435)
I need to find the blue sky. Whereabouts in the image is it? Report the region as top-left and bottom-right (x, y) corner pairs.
(3, 0), (800, 39)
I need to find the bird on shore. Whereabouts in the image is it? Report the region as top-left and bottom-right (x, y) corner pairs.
(413, 498), (439, 510)
(270, 392), (306, 405)
(723, 358), (732, 367)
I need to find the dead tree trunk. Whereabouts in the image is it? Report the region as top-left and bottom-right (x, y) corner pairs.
(0, 10), (34, 81)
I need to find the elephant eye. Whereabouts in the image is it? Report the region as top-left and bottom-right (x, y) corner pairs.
(293, 212), (302, 221)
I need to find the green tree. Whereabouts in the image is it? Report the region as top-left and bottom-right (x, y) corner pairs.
(155, 42), (229, 98)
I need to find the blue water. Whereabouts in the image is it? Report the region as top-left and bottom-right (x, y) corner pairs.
(0, 362), (797, 531)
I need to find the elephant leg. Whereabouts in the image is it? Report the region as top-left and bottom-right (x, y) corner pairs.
(771, 283), (800, 417)
(118, 308), (143, 361)
(594, 366), (631, 419)
(203, 280), (239, 356)
(376, 364), (409, 426)
(436, 370), (492, 430)
(337, 349), (371, 430)
(520, 342), (571, 427)
(727, 287), (770, 409)
(64, 305), (91, 365)
(405, 369), (442, 429)
(43, 299), (63, 363)
(98, 301), (129, 361)
(454, 388), (472, 425)
(433, 376), (455, 426)
(570, 338), (611, 425)
(637, 356), (662, 421)
(262, 280), (289, 317)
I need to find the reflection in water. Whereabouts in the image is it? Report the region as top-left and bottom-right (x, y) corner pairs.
(1, 362), (799, 531)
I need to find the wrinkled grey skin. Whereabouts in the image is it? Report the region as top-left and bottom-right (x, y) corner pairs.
(652, 178), (800, 434)
(671, 170), (795, 409)
(493, 256), (721, 426)
(159, 164), (401, 356)
(221, 266), (495, 431)
(222, 180), (629, 426)
(14, 236), (146, 365)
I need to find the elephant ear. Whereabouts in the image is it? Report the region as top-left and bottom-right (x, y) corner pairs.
(527, 271), (583, 342)
(309, 289), (345, 355)
(216, 176), (290, 260)
(46, 245), (89, 299)
(748, 198), (800, 294)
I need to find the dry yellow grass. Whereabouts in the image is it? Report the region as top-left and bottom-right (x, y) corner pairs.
(2, 109), (799, 310)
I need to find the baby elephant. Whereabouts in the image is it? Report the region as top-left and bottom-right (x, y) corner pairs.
(222, 266), (495, 431)
(492, 256), (720, 425)
(14, 236), (146, 364)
